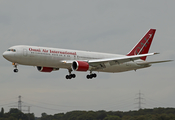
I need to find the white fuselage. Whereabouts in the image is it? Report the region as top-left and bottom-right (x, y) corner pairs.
(3, 45), (149, 73)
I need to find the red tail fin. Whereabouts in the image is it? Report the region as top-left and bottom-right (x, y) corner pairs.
(127, 29), (156, 61)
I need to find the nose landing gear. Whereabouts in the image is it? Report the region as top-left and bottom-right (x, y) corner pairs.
(13, 63), (18, 73)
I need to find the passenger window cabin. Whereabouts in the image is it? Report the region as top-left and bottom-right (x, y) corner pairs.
(7, 49), (16, 52)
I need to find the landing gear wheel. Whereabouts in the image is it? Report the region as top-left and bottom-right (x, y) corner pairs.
(86, 75), (93, 79)
(92, 73), (97, 78)
(66, 75), (69, 79)
(14, 69), (18, 73)
(86, 75), (90, 79)
(71, 74), (76, 78)
(66, 75), (71, 79)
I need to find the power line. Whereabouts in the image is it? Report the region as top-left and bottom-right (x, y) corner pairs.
(23, 102), (65, 112)
(0, 102), (17, 107)
(23, 96), (82, 108)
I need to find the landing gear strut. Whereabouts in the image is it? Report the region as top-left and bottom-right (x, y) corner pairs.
(86, 71), (97, 79)
(65, 69), (76, 79)
(13, 63), (18, 73)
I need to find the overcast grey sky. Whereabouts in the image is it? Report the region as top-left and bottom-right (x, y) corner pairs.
(0, 0), (175, 117)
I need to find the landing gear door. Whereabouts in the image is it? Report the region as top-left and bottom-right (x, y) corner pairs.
(23, 49), (27, 56)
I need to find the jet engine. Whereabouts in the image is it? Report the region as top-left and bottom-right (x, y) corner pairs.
(72, 61), (89, 71)
(37, 66), (59, 72)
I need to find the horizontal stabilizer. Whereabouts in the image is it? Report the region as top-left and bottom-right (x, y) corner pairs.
(137, 60), (173, 65)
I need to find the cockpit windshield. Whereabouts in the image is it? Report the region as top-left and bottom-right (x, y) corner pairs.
(7, 49), (16, 52)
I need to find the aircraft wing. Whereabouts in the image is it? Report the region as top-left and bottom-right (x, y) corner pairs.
(89, 53), (157, 64)
(87, 52), (158, 69)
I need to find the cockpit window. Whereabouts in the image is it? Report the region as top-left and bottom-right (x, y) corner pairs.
(7, 49), (16, 52)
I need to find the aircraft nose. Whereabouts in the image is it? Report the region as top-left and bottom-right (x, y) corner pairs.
(3, 51), (14, 60)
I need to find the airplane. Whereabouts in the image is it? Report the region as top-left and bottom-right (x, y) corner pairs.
(3, 29), (172, 79)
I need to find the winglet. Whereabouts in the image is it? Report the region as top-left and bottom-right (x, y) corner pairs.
(127, 29), (156, 61)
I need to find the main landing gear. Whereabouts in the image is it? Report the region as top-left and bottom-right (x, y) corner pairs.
(66, 74), (76, 79)
(13, 63), (18, 73)
(65, 69), (97, 79)
(86, 71), (97, 79)
(86, 73), (97, 79)
(65, 69), (76, 79)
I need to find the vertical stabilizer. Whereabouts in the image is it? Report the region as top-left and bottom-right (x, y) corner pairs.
(127, 29), (156, 60)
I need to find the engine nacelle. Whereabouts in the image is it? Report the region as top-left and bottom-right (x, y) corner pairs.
(72, 61), (89, 71)
(37, 66), (59, 72)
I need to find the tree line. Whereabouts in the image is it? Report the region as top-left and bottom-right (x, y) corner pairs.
(0, 108), (34, 120)
(0, 107), (175, 120)
(39, 108), (175, 120)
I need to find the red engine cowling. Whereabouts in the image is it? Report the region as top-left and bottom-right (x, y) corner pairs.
(37, 66), (54, 72)
(72, 61), (89, 71)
